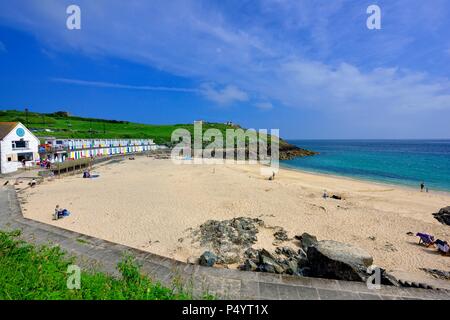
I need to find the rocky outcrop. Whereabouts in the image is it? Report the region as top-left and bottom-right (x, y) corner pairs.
(420, 268), (450, 281)
(278, 140), (318, 160)
(433, 206), (450, 226)
(273, 229), (289, 242)
(241, 238), (374, 282)
(192, 217), (263, 264)
(193, 218), (380, 284)
(272, 227), (290, 245)
(307, 240), (373, 282)
(295, 233), (318, 252)
(240, 247), (309, 276)
(383, 270), (450, 291)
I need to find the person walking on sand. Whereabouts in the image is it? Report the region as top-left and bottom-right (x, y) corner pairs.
(420, 182), (425, 192)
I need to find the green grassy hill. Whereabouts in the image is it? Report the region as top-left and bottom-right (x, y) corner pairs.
(0, 110), (232, 145)
(0, 109), (316, 158)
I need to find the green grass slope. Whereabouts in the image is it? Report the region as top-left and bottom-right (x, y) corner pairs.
(0, 230), (209, 300)
(0, 109), (316, 158)
(0, 110), (232, 145)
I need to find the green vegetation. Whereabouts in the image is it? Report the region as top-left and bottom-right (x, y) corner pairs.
(0, 230), (202, 300)
(0, 109), (315, 158)
(0, 110), (233, 145)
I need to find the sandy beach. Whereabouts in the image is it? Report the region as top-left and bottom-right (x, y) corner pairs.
(17, 156), (450, 278)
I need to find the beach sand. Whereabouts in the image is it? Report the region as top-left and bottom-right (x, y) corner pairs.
(18, 156), (450, 278)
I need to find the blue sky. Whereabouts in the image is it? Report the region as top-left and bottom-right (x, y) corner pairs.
(0, 0), (449, 139)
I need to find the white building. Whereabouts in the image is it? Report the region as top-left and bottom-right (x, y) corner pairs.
(0, 122), (40, 174)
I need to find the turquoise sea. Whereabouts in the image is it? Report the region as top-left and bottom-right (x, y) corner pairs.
(282, 140), (450, 192)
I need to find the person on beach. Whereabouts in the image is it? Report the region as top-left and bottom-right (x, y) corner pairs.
(29, 178), (37, 188)
(53, 205), (70, 220)
(83, 170), (91, 178)
(420, 182), (425, 192)
(323, 190), (329, 199)
(53, 205), (61, 220)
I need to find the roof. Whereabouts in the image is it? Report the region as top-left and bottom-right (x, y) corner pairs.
(0, 122), (19, 140)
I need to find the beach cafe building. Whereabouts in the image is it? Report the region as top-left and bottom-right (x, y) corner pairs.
(0, 122), (40, 174)
(41, 137), (158, 163)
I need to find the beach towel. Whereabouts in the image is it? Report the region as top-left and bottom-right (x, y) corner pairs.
(416, 233), (435, 246)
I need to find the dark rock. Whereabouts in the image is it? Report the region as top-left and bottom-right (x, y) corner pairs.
(299, 266), (311, 277)
(278, 140), (318, 161)
(193, 217), (264, 265)
(296, 249), (309, 269)
(273, 228), (289, 242)
(382, 270), (450, 290)
(283, 259), (301, 275)
(420, 268), (450, 280)
(275, 246), (297, 258)
(196, 217), (263, 248)
(260, 262), (284, 274)
(432, 206), (450, 226)
(199, 251), (217, 267)
(258, 249), (284, 274)
(295, 233), (318, 252)
(379, 269), (400, 286)
(258, 249), (276, 263)
(244, 247), (259, 260)
(307, 240), (373, 282)
(240, 259), (258, 271)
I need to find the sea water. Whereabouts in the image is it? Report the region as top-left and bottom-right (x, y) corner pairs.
(282, 140), (450, 192)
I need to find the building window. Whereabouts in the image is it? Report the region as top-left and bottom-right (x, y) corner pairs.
(7, 157), (12, 162)
(12, 139), (29, 150)
(17, 152), (33, 162)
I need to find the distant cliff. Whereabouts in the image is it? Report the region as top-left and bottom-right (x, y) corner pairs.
(279, 139), (318, 160)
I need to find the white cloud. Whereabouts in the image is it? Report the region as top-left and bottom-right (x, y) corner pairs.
(200, 83), (248, 105)
(265, 60), (450, 113)
(52, 78), (198, 93)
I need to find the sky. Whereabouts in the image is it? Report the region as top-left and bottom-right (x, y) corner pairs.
(0, 0), (449, 139)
